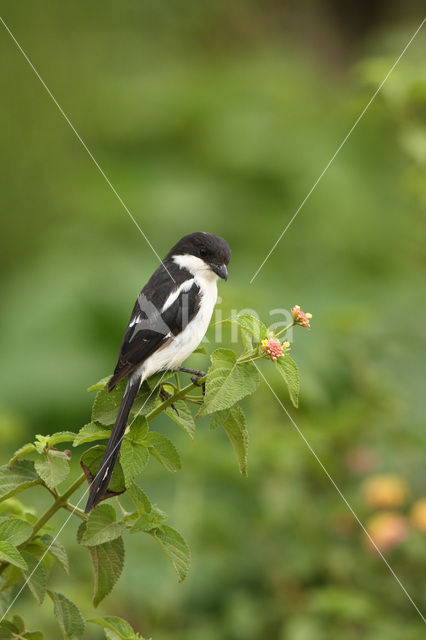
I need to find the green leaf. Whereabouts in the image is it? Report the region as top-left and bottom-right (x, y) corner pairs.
(12, 617), (24, 633)
(92, 382), (158, 427)
(80, 446), (125, 495)
(47, 591), (85, 640)
(0, 462), (40, 502)
(22, 552), (47, 605)
(192, 345), (208, 355)
(129, 505), (166, 533)
(77, 522), (124, 608)
(151, 525), (190, 582)
(73, 423), (111, 447)
(91, 381), (127, 426)
(120, 419), (149, 487)
(0, 518), (32, 546)
(165, 401), (196, 439)
(144, 371), (173, 391)
(199, 349), (259, 416)
(210, 404), (249, 477)
(126, 483), (151, 514)
(45, 432), (76, 447)
(276, 355), (300, 408)
(39, 535), (69, 574)
(91, 537), (124, 607)
(80, 505), (124, 547)
(34, 455), (69, 490)
(145, 433), (181, 473)
(88, 376), (111, 392)
(88, 616), (136, 640)
(0, 542), (27, 570)
(224, 314), (267, 344)
(8, 444), (37, 468)
(0, 622), (44, 640)
(129, 514), (158, 533)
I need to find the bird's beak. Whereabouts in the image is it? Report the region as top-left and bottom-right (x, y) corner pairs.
(210, 263), (228, 280)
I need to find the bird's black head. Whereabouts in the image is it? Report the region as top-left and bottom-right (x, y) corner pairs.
(167, 231), (231, 280)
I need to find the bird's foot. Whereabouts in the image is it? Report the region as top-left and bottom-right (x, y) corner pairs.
(176, 367), (206, 395)
(160, 385), (178, 414)
(191, 375), (206, 395)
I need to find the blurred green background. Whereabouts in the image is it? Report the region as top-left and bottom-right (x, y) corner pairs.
(1, 1), (425, 638)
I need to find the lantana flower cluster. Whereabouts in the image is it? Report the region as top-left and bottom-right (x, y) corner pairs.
(262, 338), (290, 360)
(291, 305), (312, 328)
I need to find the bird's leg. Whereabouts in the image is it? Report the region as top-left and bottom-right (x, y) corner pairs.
(159, 384), (179, 415)
(176, 367), (206, 395)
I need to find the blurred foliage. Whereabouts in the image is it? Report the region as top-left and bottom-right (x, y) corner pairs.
(0, 1), (425, 638)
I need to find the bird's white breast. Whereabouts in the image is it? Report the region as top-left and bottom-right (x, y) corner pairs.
(138, 254), (218, 379)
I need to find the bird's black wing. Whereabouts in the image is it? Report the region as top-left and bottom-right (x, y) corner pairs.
(108, 262), (200, 390)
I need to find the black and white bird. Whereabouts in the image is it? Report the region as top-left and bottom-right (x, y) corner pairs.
(85, 231), (231, 512)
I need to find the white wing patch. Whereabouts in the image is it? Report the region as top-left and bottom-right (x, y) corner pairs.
(161, 277), (195, 313)
(129, 314), (141, 327)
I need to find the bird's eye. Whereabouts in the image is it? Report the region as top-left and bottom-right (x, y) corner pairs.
(199, 247), (208, 258)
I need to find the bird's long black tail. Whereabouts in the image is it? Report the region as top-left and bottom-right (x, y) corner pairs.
(84, 375), (141, 513)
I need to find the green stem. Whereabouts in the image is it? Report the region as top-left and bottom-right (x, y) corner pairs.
(63, 503), (86, 520)
(29, 473), (86, 540)
(146, 378), (205, 421)
(275, 321), (295, 339)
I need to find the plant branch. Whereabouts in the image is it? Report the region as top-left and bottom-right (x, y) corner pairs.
(275, 321), (295, 338)
(146, 377), (205, 421)
(29, 472), (86, 540)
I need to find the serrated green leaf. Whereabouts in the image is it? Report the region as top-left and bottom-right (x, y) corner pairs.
(73, 423), (111, 447)
(48, 591), (85, 640)
(129, 503), (166, 533)
(80, 505), (124, 547)
(45, 432), (76, 446)
(34, 456), (69, 490)
(92, 382), (158, 427)
(129, 513), (158, 533)
(80, 446), (125, 495)
(0, 462), (40, 502)
(77, 521), (124, 608)
(276, 355), (300, 407)
(8, 444), (37, 468)
(88, 616), (135, 640)
(91, 381), (126, 426)
(165, 401), (196, 439)
(22, 552), (47, 605)
(39, 535), (69, 574)
(120, 419), (149, 487)
(151, 525), (190, 582)
(127, 484), (151, 514)
(199, 349), (259, 416)
(0, 542), (27, 570)
(210, 404), (249, 476)
(145, 433), (181, 472)
(0, 518), (32, 546)
(224, 314), (267, 343)
(23, 632), (44, 640)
